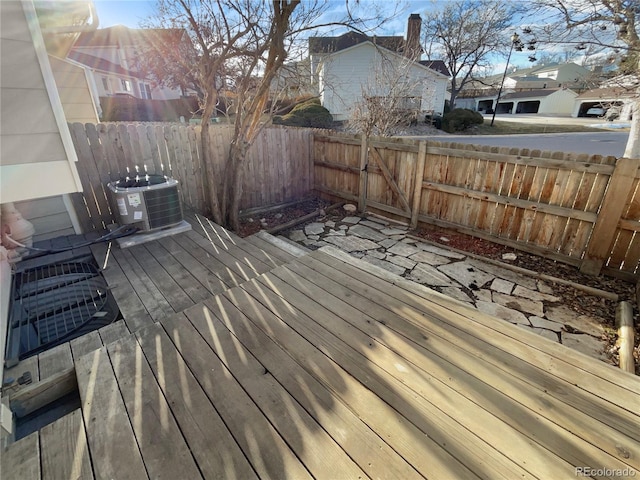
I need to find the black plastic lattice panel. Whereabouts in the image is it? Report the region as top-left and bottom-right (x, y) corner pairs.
(5, 260), (119, 365)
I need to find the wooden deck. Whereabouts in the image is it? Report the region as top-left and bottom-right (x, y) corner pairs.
(2, 215), (639, 479)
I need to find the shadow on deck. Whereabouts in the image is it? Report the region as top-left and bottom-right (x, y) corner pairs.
(2, 214), (639, 479)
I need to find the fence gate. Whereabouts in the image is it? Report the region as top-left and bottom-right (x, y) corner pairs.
(358, 135), (427, 229)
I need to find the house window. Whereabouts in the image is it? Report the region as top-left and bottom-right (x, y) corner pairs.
(139, 82), (152, 100)
(102, 77), (109, 92)
(121, 79), (132, 92)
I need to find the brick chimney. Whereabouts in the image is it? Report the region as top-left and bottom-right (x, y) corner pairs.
(405, 13), (422, 60)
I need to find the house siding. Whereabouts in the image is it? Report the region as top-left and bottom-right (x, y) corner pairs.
(320, 43), (447, 121)
(0, 0), (82, 204)
(14, 195), (75, 243)
(50, 56), (99, 124)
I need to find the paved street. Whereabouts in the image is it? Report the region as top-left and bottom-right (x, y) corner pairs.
(420, 131), (629, 157)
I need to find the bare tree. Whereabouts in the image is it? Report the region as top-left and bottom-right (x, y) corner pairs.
(349, 51), (436, 137)
(530, 0), (640, 157)
(421, 0), (523, 108)
(140, 0), (395, 230)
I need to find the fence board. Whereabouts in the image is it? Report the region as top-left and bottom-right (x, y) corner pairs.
(71, 123), (313, 230)
(311, 132), (639, 277)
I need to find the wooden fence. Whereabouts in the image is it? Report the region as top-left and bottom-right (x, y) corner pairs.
(68, 123), (313, 232)
(68, 122), (640, 278)
(313, 132), (640, 280)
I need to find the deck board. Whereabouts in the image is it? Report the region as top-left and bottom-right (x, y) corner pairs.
(74, 347), (148, 480)
(40, 409), (92, 480)
(183, 301), (369, 480)
(106, 336), (202, 480)
(159, 313), (313, 479)
(201, 294), (424, 480)
(283, 257), (640, 468)
(4, 219), (640, 480)
(135, 322), (258, 480)
(273, 258), (640, 473)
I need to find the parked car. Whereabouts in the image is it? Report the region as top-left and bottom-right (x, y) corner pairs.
(586, 107), (606, 117)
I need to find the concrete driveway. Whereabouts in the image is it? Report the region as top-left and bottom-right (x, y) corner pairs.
(424, 131), (629, 157)
(408, 114), (630, 157)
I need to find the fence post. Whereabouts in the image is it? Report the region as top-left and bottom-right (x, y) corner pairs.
(580, 157), (638, 276)
(358, 134), (368, 212)
(410, 141), (427, 229)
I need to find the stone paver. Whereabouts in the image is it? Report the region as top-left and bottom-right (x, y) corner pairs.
(474, 289), (493, 302)
(440, 287), (473, 303)
(280, 213), (610, 363)
(476, 301), (530, 326)
(360, 220), (386, 229)
(545, 306), (605, 337)
(379, 239), (398, 249)
(513, 285), (560, 303)
(289, 230), (306, 242)
(491, 278), (514, 295)
(386, 255), (417, 270)
(532, 327), (560, 342)
(414, 243), (466, 259)
(349, 224), (388, 242)
(438, 262), (494, 290)
(305, 222), (325, 235)
(407, 263), (453, 287)
(408, 251), (450, 266)
(387, 243), (421, 257)
(492, 292), (544, 317)
(529, 316), (563, 332)
(323, 235), (380, 252)
(561, 332), (607, 360)
(380, 228), (407, 235)
(363, 256), (407, 276)
(466, 259), (538, 289)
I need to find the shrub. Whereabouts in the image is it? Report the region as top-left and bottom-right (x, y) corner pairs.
(273, 100), (332, 128)
(441, 108), (484, 133)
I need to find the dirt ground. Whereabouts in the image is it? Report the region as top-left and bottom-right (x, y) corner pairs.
(239, 198), (640, 373)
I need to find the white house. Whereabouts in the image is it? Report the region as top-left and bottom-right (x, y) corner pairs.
(309, 14), (449, 122)
(317, 42), (449, 121)
(457, 62), (591, 113)
(68, 25), (187, 102)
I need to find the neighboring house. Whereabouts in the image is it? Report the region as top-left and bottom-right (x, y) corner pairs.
(270, 58), (316, 100)
(308, 14), (450, 121)
(69, 25), (187, 102)
(457, 62), (591, 112)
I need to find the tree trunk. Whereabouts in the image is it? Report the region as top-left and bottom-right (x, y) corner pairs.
(623, 98), (640, 160)
(221, 140), (248, 231)
(200, 93), (223, 223)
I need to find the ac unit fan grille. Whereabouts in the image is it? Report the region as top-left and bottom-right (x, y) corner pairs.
(143, 186), (183, 229)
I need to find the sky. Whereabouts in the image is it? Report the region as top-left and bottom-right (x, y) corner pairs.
(94, 0), (434, 34)
(91, 0), (569, 75)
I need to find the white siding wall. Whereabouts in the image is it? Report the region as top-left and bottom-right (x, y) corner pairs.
(14, 195), (75, 243)
(538, 90), (578, 115)
(0, 0), (82, 204)
(50, 56), (98, 124)
(320, 43), (447, 121)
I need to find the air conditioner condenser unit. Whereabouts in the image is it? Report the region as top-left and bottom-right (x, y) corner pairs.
(107, 175), (184, 232)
